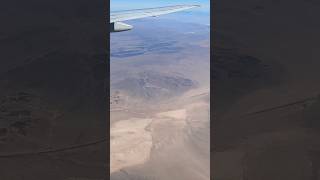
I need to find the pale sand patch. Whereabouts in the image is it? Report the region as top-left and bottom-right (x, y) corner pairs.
(182, 87), (209, 98)
(185, 102), (208, 109)
(110, 118), (153, 173)
(156, 109), (187, 120)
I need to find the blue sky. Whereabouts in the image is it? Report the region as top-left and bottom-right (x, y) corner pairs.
(111, 0), (210, 24)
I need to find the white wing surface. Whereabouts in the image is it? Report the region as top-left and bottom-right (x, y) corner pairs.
(110, 5), (200, 23)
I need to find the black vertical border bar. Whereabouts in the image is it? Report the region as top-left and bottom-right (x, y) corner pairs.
(106, 0), (111, 178)
(210, 0), (214, 179)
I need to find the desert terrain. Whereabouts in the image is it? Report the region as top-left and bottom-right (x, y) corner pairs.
(0, 0), (107, 179)
(213, 0), (320, 179)
(110, 18), (210, 180)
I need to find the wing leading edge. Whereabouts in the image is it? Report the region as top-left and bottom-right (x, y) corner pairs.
(110, 5), (200, 32)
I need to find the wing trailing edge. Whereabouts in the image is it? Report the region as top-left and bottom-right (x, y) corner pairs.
(110, 4), (200, 32)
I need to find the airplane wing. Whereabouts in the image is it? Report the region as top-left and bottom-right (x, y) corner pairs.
(110, 5), (200, 23)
